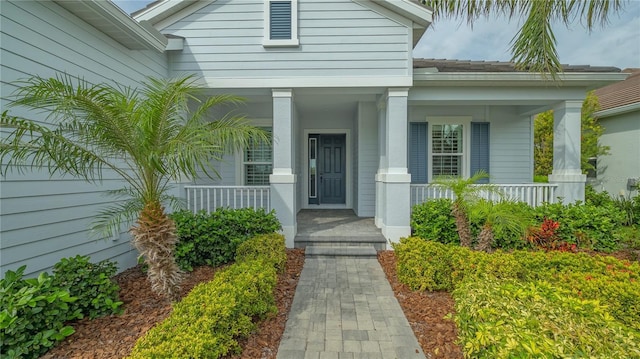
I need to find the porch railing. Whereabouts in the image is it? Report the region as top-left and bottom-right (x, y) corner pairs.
(410, 183), (558, 208)
(184, 185), (271, 213)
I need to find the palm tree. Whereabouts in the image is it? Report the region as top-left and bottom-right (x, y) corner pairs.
(432, 170), (492, 247)
(421, 0), (625, 78)
(471, 199), (529, 252)
(0, 74), (268, 300)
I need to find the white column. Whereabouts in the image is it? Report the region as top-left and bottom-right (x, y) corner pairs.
(380, 88), (411, 245)
(548, 100), (586, 203)
(270, 89), (297, 247)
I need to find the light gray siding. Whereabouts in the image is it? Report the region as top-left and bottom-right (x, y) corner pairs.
(408, 105), (533, 184)
(162, 0), (411, 79)
(0, 0), (168, 277)
(597, 112), (640, 196)
(356, 102), (378, 216)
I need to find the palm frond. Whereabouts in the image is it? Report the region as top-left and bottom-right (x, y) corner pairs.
(421, 0), (625, 79)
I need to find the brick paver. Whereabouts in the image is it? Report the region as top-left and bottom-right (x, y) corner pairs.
(277, 257), (425, 359)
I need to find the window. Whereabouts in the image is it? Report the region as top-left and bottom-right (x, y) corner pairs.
(431, 124), (464, 177)
(409, 117), (489, 183)
(263, 0), (299, 47)
(243, 127), (272, 185)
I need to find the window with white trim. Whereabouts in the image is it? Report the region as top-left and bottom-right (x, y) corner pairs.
(243, 127), (272, 185)
(428, 117), (471, 181)
(263, 0), (299, 47)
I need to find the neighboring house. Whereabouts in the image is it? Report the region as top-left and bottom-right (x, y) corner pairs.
(593, 69), (640, 197)
(0, 0), (626, 277)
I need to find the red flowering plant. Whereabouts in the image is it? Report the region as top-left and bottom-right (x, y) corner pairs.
(527, 218), (577, 252)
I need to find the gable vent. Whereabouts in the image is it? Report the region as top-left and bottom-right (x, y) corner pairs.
(270, 1), (292, 40)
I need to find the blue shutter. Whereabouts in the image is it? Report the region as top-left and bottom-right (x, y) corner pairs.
(409, 122), (428, 184)
(270, 1), (292, 40)
(470, 122), (490, 183)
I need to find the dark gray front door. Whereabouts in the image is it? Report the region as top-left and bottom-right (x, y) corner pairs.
(318, 134), (346, 204)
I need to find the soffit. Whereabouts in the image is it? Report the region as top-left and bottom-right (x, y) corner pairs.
(54, 0), (167, 51)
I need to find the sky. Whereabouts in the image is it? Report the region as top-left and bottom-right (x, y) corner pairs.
(113, 0), (640, 70)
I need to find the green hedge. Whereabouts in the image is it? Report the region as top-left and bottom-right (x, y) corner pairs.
(411, 198), (627, 251)
(395, 238), (640, 357)
(236, 233), (286, 273)
(171, 208), (281, 271)
(454, 278), (640, 358)
(127, 233), (285, 359)
(534, 201), (626, 251)
(394, 238), (640, 330)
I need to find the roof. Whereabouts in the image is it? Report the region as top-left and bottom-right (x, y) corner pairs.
(53, 0), (167, 52)
(594, 69), (640, 112)
(413, 59), (622, 73)
(134, 0), (432, 41)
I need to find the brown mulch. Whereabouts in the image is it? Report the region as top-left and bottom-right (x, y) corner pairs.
(41, 248), (305, 359)
(378, 250), (463, 359)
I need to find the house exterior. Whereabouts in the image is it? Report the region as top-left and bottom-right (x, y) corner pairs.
(0, 0), (626, 277)
(593, 69), (640, 197)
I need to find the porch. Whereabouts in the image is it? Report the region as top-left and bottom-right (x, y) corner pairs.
(183, 183), (557, 249)
(184, 183), (558, 213)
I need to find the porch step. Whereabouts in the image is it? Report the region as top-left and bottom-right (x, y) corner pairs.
(305, 245), (378, 258)
(295, 235), (387, 251)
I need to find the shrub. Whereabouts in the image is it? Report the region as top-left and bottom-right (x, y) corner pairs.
(534, 201), (626, 251)
(51, 255), (122, 319)
(454, 278), (640, 358)
(128, 259), (278, 359)
(393, 237), (458, 291)
(411, 199), (458, 245)
(172, 208), (281, 271)
(395, 239), (640, 334)
(235, 233), (286, 273)
(585, 184), (614, 207)
(0, 267), (80, 359)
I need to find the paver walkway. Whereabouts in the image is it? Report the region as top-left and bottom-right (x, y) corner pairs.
(276, 256), (426, 359)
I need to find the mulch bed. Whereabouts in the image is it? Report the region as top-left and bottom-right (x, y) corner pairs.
(378, 250), (464, 359)
(41, 248), (305, 359)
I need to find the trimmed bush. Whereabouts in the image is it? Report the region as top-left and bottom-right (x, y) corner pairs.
(454, 278), (640, 358)
(128, 232), (285, 359)
(411, 199), (458, 245)
(394, 238), (640, 335)
(51, 255), (122, 319)
(534, 201), (626, 251)
(235, 233), (286, 273)
(0, 267), (80, 359)
(172, 208), (281, 271)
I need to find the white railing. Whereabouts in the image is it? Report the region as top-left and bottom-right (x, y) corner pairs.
(185, 185), (271, 213)
(410, 183), (558, 208)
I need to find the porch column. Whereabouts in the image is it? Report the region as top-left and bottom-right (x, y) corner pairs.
(548, 100), (586, 203)
(380, 88), (411, 245)
(270, 89), (297, 247)
(374, 97), (387, 228)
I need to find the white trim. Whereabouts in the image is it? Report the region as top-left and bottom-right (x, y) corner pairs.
(594, 102), (640, 118)
(413, 71), (628, 88)
(54, 0), (168, 51)
(235, 119), (273, 186)
(203, 76), (413, 89)
(426, 116), (472, 182)
(135, 0), (215, 30)
(263, 0), (299, 47)
(302, 129), (352, 210)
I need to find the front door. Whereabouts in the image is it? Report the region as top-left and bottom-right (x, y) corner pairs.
(308, 134), (346, 204)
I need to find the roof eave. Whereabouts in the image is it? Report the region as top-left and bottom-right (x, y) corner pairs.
(373, 0), (433, 27)
(54, 0), (167, 52)
(133, 0), (201, 25)
(594, 102), (640, 118)
(413, 71), (629, 88)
